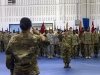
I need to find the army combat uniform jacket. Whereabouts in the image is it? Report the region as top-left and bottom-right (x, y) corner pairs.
(5, 31), (49, 75)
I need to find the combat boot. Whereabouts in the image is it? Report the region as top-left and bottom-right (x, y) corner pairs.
(64, 63), (67, 68)
(94, 54), (98, 58)
(67, 63), (71, 68)
(88, 56), (91, 59)
(48, 56), (50, 59)
(50, 56), (53, 58)
(86, 56), (88, 59)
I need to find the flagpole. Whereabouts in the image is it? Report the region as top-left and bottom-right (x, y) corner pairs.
(86, 0), (87, 18)
(76, 0), (79, 29)
(95, 1), (97, 29)
(64, 0), (65, 31)
(76, 2), (78, 20)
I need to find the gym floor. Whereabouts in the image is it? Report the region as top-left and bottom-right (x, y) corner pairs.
(0, 52), (100, 75)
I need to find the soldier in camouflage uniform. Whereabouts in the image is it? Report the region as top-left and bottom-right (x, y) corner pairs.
(79, 28), (85, 57)
(68, 27), (73, 36)
(0, 31), (2, 51)
(3, 30), (11, 51)
(5, 17), (49, 75)
(71, 30), (79, 58)
(33, 32), (41, 59)
(54, 29), (61, 57)
(1, 32), (4, 51)
(43, 30), (49, 57)
(92, 28), (99, 57)
(98, 31), (100, 51)
(83, 28), (92, 59)
(61, 30), (72, 68)
(46, 29), (55, 58)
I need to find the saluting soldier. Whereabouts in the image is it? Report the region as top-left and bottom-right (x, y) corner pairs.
(5, 17), (50, 75)
(61, 30), (72, 68)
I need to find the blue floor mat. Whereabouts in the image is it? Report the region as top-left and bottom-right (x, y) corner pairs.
(0, 52), (100, 75)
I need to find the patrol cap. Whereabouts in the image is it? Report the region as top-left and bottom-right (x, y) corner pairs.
(20, 17), (32, 30)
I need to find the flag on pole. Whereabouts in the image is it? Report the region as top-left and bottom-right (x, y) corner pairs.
(54, 21), (56, 31)
(79, 20), (82, 35)
(91, 21), (95, 33)
(66, 22), (68, 30)
(40, 22), (46, 34)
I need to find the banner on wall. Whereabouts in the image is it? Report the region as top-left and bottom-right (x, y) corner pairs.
(82, 18), (89, 31)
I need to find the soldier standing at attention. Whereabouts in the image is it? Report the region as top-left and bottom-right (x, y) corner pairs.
(79, 27), (85, 57)
(5, 17), (49, 75)
(98, 31), (100, 52)
(0, 31), (2, 51)
(92, 28), (99, 57)
(61, 30), (72, 68)
(54, 29), (61, 57)
(46, 29), (55, 58)
(71, 30), (79, 58)
(68, 27), (73, 36)
(83, 28), (92, 59)
(43, 30), (49, 57)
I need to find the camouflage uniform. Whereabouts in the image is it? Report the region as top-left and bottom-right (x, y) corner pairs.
(92, 32), (99, 57)
(68, 31), (73, 36)
(98, 33), (100, 50)
(54, 33), (61, 57)
(71, 33), (79, 58)
(3, 33), (11, 51)
(5, 31), (49, 75)
(79, 32), (85, 57)
(43, 30), (49, 57)
(46, 33), (55, 58)
(83, 31), (92, 58)
(1, 32), (4, 51)
(61, 34), (72, 68)
(33, 34), (41, 58)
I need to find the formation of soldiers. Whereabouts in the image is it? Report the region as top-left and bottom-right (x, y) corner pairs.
(35, 27), (100, 68)
(1, 27), (100, 68)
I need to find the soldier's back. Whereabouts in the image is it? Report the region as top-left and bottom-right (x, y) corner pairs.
(7, 32), (40, 75)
